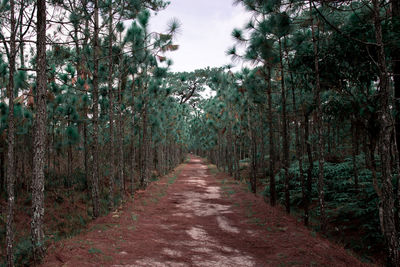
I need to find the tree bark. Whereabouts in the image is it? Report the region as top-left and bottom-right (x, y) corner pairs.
(304, 111), (313, 226)
(310, 1), (326, 232)
(247, 106), (257, 194)
(392, 0), (400, 163)
(91, 0), (100, 218)
(372, 0), (399, 265)
(279, 38), (290, 213)
(117, 65), (125, 199)
(31, 0), (47, 261)
(266, 66), (276, 206)
(107, 5), (115, 207)
(6, 0), (17, 265)
(130, 77), (136, 196)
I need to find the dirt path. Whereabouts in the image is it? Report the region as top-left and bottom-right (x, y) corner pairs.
(42, 156), (368, 266)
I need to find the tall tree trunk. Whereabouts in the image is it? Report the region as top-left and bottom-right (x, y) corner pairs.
(310, 1), (326, 232)
(372, 0), (399, 265)
(266, 66), (276, 206)
(31, 0), (47, 261)
(1, 139), (5, 194)
(304, 111), (313, 226)
(392, 0), (400, 162)
(227, 124), (233, 176)
(91, 0), (100, 218)
(247, 106), (257, 194)
(140, 107), (148, 188)
(233, 137), (240, 180)
(117, 69), (125, 199)
(279, 38), (290, 213)
(130, 77), (136, 196)
(6, 1), (17, 265)
(391, 0), (400, 242)
(290, 73), (305, 224)
(107, 6), (115, 206)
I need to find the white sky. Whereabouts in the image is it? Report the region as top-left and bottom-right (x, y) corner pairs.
(150, 0), (250, 73)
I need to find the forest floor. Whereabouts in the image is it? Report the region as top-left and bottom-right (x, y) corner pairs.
(41, 156), (371, 267)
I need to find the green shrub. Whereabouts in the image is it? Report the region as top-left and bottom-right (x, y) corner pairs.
(263, 154), (384, 256)
(14, 238), (34, 266)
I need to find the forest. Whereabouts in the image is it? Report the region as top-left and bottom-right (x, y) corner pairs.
(1, 0), (400, 266)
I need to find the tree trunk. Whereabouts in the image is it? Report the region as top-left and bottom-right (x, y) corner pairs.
(279, 38), (290, 213)
(31, 0), (47, 261)
(107, 6), (115, 207)
(227, 125), (233, 176)
(392, 0), (400, 163)
(291, 73), (305, 224)
(351, 121), (359, 189)
(117, 71), (125, 199)
(140, 107), (148, 188)
(130, 78), (136, 196)
(247, 107), (257, 194)
(266, 66), (276, 206)
(304, 111), (313, 227)
(372, 0), (400, 264)
(310, 1), (326, 232)
(233, 137), (240, 180)
(91, 0), (100, 218)
(6, 1), (17, 265)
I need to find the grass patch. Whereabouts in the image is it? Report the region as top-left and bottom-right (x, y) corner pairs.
(248, 217), (266, 226)
(88, 247), (103, 254)
(131, 213), (138, 221)
(221, 185), (236, 198)
(207, 164), (218, 175)
(167, 174), (178, 184)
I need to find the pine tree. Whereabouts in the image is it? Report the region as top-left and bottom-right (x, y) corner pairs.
(6, 1), (17, 265)
(31, 0), (47, 261)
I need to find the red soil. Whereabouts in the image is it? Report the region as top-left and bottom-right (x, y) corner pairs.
(41, 156), (371, 266)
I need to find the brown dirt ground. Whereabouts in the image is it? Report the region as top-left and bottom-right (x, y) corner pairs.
(41, 156), (372, 267)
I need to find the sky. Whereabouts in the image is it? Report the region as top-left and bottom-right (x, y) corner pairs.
(149, 0), (250, 73)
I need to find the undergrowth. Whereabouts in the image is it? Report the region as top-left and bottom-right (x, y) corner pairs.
(0, 168), (117, 266)
(262, 154), (384, 262)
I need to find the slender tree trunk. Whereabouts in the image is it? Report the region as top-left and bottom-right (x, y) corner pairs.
(310, 1), (326, 232)
(117, 75), (125, 198)
(304, 111), (313, 226)
(266, 66), (276, 206)
(392, 0), (400, 162)
(233, 137), (240, 180)
(1, 139), (5, 194)
(31, 0), (47, 261)
(130, 78), (136, 196)
(73, 16), (84, 173)
(140, 107), (148, 188)
(279, 38), (290, 213)
(290, 74), (305, 223)
(227, 124), (233, 176)
(91, 0), (100, 218)
(351, 121), (359, 189)
(107, 6), (115, 206)
(391, 0), (400, 242)
(6, 1), (17, 265)
(117, 32), (125, 199)
(247, 106), (257, 194)
(372, 0), (399, 264)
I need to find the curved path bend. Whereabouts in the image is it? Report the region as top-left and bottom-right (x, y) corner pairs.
(42, 156), (367, 267)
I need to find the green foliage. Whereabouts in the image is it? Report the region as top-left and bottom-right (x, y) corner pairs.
(14, 238), (34, 266)
(65, 126), (80, 144)
(88, 247), (103, 254)
(263, 155), (384, 255)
